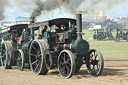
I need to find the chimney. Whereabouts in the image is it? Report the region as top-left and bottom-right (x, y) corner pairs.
(76, 11), (82, 39)
(30, 18), (35, 40)
(30, 18), (35, 23)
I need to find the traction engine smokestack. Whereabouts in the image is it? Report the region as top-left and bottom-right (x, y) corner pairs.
(30, 18), (35, 40)
(30, 18), (35, 23)
(76, 11), (82, 39)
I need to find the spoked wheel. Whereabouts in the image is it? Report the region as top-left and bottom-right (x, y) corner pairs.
(1, 41), (13, 69)
(126, 35), (128, 41)
(29, 40), (48, 75)
(44, 50), (53, 70)
(1, 42), (7, 69)
(115, 37), (120, 42)
(97, 34), (104, 40)
(58, 50), (75, 78)
(0, 46), (1, 66)
(108, 36), (114, 40)
(17, 49), (25, 71)
(0, 56), (1, 66)
(86, 49), (104, 76)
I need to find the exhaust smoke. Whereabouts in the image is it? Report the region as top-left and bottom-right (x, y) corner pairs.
(0, 0), (127, 21)
(0, 0), (8, 20)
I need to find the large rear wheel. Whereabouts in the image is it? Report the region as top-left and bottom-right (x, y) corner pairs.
(29, 40), (48, 75)
(97, 34), (104, 40)
(86, 49), (104, 76)
(1, 41), (13, 69)
(58, 50), (75, 78)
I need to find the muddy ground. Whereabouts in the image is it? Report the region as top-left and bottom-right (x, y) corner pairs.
(0, 60), (128, 85)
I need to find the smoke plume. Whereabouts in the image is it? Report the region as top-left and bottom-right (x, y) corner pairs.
(31, 0), (126, 19)
(31, 0), (83, 19)
(0, 0), (127, 21)
(0, 0), (8, 20)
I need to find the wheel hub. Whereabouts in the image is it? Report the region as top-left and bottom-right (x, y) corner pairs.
(91, 60), (98, 65)
(63, 61), (67, 66)
(36, 53), (40, 60)
(18, 58), (21, 62)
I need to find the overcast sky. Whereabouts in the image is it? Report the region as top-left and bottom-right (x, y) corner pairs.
(2, 0), (128, 22)
(105, 0), (128, 17)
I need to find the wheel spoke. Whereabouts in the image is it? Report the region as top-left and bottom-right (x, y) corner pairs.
(92, 65), (95, 73)
(31, 53), (37, 56)
(1, 55), (5, 58)
(34, 63), (40, 72)
(32, 60), (38, 65)
(17, 58), (21, 62)
(97, 65), (99, 71)
(62, 66), (66, 73)
(38, 52), (41, 57)
(2, 49), (6, 52)
(90, 54), (93, 60)
(60, 61), (64, 65)
(66, 59), (70, 63)
(66, 66), (70, 71)
(61, 56), (64, 61)
(32, 46), (38, 53)
(95, 54), (98, 60)
(64, 53), (66, 61)
(18, 61), (22, 66)
(35, 43), (40, 52)
(94, 52), (95, 59)
(3, 60), (6, 64)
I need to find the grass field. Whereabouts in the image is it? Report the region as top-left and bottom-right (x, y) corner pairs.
(83, 30), (128, 60)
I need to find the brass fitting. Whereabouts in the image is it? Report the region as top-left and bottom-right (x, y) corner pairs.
(76, 11), (82, 14)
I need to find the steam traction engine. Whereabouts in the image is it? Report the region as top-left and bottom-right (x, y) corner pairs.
(0, 24), (30, 71)
(0, 12), (104, 78)
(0, 28), (10, 66)
(28, 12), (104, 78)
(115, 28), (128, 42)
(93, 28), (114, 40)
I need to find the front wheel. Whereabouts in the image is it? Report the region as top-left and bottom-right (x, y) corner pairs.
(58, 50), (75, 78)
(86, 49), (104, 76)
(16, 49), (25, 71)
(115, 37), (120, 42)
